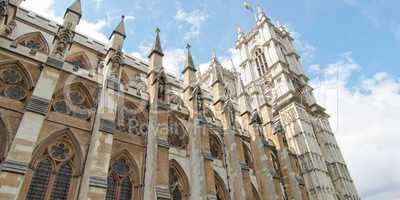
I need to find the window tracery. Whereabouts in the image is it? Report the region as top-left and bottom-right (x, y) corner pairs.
(51, 83), (94, 121)
(254, 48), (268, 77)
(106, 154), (138, 200)
(0, 64), (32, 102)
(116, 103), (148, 136)
(66, 52), (92, 70)
(169, 160), (190, 200)
(209, 134), (223, 160)
(25, 130), (82, 200)
(168, 117), (189, 149)
(16, 32), (49, 54)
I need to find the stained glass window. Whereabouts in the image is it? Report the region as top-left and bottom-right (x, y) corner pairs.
(105, 175), (117, 200)
(119, 177), (133, 200)
(49, 163), (72, 200)
(106, 158), (133, 200)
(26, 159), (52, 200)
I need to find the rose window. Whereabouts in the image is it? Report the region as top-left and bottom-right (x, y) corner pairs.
(4, 85), (27, 100)
(1, 69), (22, 84)
(48, 142), (72, 161)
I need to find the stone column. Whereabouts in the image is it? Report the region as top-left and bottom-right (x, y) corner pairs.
(279, 103), (337, 200)
(0, 66), (60, 200)
(241, 111), (277, 200)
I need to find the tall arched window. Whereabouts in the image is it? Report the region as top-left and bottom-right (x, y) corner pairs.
(209, 133), (224, 160)
(106, 151), (139, 200)
(0, 118), (8, 164)
(168, 116), (189, 149)
(254, 48), (268, 76)
(24, 129), (83, 200)
(169, 160), (190, 200)
(214, 172), (229, 200)
(0, 61), (34, 103)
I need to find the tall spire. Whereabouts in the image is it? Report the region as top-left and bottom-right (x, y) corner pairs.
(148, 27), (164, 58)
(210, 50), (224, 84)
(66, 0), (82, 17)
(184, 43), (196, 70)
(111, 15), (126, 39)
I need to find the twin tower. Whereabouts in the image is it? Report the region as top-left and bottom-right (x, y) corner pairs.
(0, 0), (359, 200)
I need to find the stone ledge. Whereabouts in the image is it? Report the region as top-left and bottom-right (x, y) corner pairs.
(99, 118), (115, 134)
(157, 139), (169, 148)
(89, 176), (108, 189)
(0, 160), (28, 175)
(156, 185), (171, 199)
(26, 96), (50, 115)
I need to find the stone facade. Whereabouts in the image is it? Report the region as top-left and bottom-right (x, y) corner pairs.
(0, 1), (359, 200)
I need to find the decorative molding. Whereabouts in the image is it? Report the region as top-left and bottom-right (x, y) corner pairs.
(207, 195), (218, 200)
(46, 56), (64, 69)
(156, 186), (171, 200)
(157, 139), (169, 148)
(0, 160), (28, 174)
(89, 176), (108, 189)
(203, 152), (214, 161)
(99, 118), (115, 134)
(26, 95), (50, 115)
(106, 78), (120, 91)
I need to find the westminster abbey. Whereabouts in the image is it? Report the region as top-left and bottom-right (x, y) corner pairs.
(0, 0), (360, 199)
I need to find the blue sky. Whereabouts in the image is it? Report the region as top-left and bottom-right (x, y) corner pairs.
(21, 0), (400, 199)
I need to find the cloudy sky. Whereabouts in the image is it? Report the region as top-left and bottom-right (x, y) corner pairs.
(20, 0), (400, 199)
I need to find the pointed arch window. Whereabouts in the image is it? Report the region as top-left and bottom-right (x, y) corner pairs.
(0, 118), (8, 164)
(271, 152), (288, 199)
(51, 82), (94, 121)
(169, 160), (190, 200)
(0, 62), (34, 103)
(254, 48), (268, 76)
(214, 172), (229, 200)
(168, 117), (189, 149)
(24, 131), (82, 200)
(116, 102), (148, 136)
(106, 157), (136, 200)
(209, 133), (224, 160)
(243, 142), (255, 170)
(16, 32), (49, 54)
(65, 52), (92, 70)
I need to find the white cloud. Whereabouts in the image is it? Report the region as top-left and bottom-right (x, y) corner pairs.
(92, 0), (104, 9)
(22, 0), (109, 44)
(175, 9), (208, 41)
(311, 53), (400, 200)
(163, 48), (186, 76)
(76, 19), (108, 43)
(285, 25), (317, 63)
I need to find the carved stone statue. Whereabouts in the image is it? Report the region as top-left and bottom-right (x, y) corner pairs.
(223, 87), (236, 128)
(109, 51), (123, 79)
(250, 109), (262, 125)
(0, 0), (8, 21)
(157, 71), (166, 102)
(192, 83), (204, 113)
(53, 24), (73, 57)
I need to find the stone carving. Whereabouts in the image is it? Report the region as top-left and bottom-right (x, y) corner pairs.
(191, 83), (204, 113)
(117, 105), (147, 136)
(0, 0), (8, 21)
(250, 109), (262, 125)
(223, 88), (236, 128)
(53, 23), (74, 57)
(0, 69), (28, 101)
(157, 70), (167, 102)
(52, 88), (92, 120)
(4, 20), (16, 36)
(48, 142), (72, 161)
(273, 120), (284, 134)
(109, 50), (124, 79)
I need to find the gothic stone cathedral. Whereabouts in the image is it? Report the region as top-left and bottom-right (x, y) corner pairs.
(0, 0), (360, 200)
